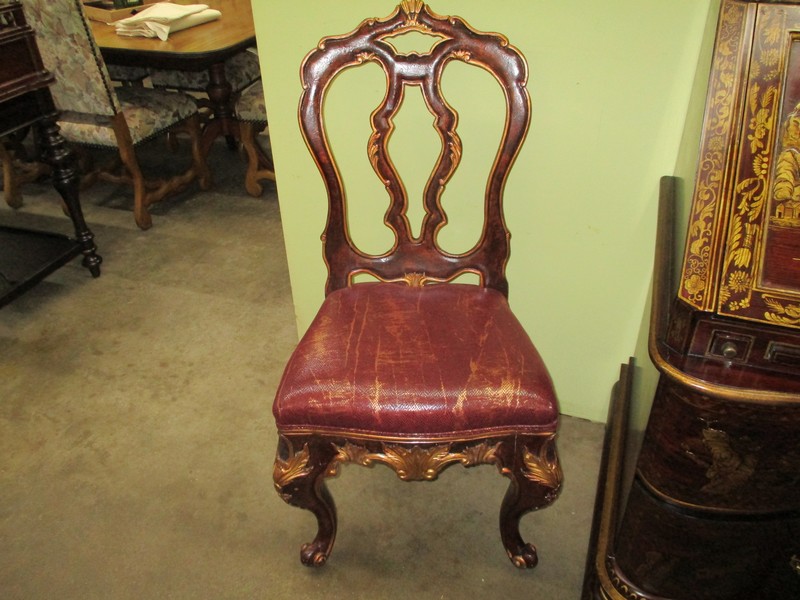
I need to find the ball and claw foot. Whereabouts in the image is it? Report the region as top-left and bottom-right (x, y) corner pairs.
(508, 543), (539, 569)
(300, 542), (330, 567)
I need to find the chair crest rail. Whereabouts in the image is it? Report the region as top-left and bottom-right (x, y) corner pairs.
(298, 2), (531, 296)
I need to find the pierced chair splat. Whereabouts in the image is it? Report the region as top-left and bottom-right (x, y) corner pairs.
(272, 2), (562, 569)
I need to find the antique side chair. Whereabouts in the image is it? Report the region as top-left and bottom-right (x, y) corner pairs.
(272, 1), (562, 569)
(23, 0), (211, 230)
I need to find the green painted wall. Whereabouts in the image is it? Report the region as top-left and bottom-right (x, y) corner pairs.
(253, 0), (714, 423)
(628, 0), (722, 444)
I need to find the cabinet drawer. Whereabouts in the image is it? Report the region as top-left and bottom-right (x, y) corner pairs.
(688, 317), (800, 377)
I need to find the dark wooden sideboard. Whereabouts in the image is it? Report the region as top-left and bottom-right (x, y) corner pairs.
(0, 0), (100, 307)
(584, 1), (800, 598)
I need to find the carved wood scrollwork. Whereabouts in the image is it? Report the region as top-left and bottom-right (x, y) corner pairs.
(300, 1), (530, 296)
(522, 434), (563, 497)
(327, 440), (502, 481)
(273, 442), (312, 497)
(274, 435), (563, 501)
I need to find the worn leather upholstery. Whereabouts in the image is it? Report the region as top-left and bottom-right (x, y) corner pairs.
(273, 283), (558, 437)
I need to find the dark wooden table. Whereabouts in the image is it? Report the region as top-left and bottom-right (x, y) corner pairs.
(1, 0), (100, 307)
(89, 0), (256, 155)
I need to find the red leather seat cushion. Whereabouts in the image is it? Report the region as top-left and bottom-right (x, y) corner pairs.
(273, 283), (558, 437)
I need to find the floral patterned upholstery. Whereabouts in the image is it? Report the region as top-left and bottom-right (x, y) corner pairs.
(59, 87), (199, 147)
(150, 48), (260, 92)
(107, 64), (149, 83)
(235, 80), (266, 123)
(22, 0), (119, 116)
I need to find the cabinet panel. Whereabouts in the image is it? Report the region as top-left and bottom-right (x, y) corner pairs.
(718, 4), (800, 327)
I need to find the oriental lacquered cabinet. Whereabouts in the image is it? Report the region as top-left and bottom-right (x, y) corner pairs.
(584, 1), (800, 598)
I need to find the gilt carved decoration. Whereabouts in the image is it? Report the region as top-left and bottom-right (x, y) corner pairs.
(273, 441), (312, 498)
(328, 440), (501, 480)
(274, 435), (563, 490)
(299, 0), (530, 296)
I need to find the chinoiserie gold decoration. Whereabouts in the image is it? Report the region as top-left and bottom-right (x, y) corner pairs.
(699, 428), (756, 495)
(328, 440), (501, 481)
(720, 79), (777, 313)
(680, 0), (749, 310)
(680, 1), (800, 329)
(770, 105), (800, 229)
(717, 5), (800, 326)
(273, 442), (312, 493)
(764, 296), (800, 325)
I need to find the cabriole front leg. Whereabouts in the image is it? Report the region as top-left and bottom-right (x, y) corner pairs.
(498, 434), (562, 568)
(273, 435), (338, 567)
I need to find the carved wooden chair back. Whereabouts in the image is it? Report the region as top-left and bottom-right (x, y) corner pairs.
(300, 1), (529, 296)
(272, 1), (561, 570)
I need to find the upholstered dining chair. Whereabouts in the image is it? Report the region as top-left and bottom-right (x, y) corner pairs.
(272, 2), (562, 569)
(106, 64), (149, 87)
(150, 47), (261, 98)
(234, 80), (275, 197)
(23, 0), (211, 230)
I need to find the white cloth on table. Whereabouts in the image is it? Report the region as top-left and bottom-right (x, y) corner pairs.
(114, 3), (221, 41)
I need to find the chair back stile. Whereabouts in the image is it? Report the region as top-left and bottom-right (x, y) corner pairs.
(22, 0), (119, 118)
(299, 3), (530, 297)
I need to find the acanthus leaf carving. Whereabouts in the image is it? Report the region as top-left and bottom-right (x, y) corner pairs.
(522, 436), (562, 495)
(273, 442), (312, 495)
(330, 440), (502, 481)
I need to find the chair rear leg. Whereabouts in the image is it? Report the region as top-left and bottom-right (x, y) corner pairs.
(498, 434), (562, 568)
(184, 114), (212, 190)
(111, 114), (151, 230)
(0, 143), (23, 208)
(240, 121), (275, 197)
(118, 144), (150, 230)
(273, 436), (338, 567)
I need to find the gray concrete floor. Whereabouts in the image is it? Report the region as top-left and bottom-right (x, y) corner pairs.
(1, 138), (605, 599)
